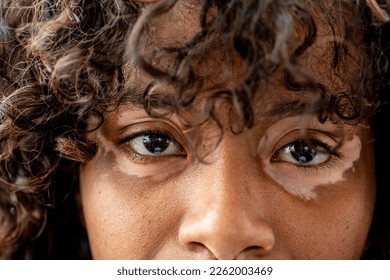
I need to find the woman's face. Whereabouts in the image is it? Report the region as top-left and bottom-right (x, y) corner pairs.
(79, 1), (376, 259)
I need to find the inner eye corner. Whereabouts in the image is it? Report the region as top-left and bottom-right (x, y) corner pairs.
(270, 153), (278, 163)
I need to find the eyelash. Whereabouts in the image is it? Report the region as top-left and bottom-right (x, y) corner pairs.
(271, 135), (343, 171)
(304, 135), (342, 158)
(118, 129), (186, 162)
(117, 126), (344, 175)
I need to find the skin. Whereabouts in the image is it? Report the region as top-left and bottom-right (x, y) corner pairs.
(259, 117), (364, 200)
(79, 0), (376, 259)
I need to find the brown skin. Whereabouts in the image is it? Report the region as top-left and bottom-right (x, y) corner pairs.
(79, 1), (376, 259)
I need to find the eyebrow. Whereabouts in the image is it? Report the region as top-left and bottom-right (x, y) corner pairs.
(265, 100), (322, 118)
(121, 85), (198, 113)
(121, 86), (322, 119)
(122, 86), (175, 107)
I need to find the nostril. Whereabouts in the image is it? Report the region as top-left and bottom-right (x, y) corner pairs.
(178, 209), (276, 258)
(184, 242), (218, 259)
(185, 241), (206, 253)
(233, 245), (275, 260)
(246, 246), (262, 251)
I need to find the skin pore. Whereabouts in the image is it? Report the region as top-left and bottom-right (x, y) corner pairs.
(79, 0), (376, 259)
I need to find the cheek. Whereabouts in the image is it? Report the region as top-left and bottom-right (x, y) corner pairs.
(298, 194), (372, 258)
(79, 159), (181, 259)
(274, 163), (375, 258)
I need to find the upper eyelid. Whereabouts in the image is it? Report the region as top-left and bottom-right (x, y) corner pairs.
(281, 138), (333, 152)
(115, 120), (189, 146)
(277, 138), (340, 157)
(299, 136), (342, 157)
(117, 129), (175, 145)
(117, 128), (189, 158)
(271, 130), (339, 152)
(272, 138), (342, 168)
(118, 131), (187, 161)
(270, 136), (342, 164)
(276, 140), (328, 156)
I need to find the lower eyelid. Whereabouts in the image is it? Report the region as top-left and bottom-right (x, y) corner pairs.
(124, 149), (149, 163)
(271, 156), (343, 175)
(124, 147), (185, 163)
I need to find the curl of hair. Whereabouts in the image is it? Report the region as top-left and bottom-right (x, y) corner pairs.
(0, 0), (389, 259)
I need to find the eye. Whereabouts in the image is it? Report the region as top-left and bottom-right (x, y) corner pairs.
(127, 132), (185, 157)
(272, 140), (331, 165)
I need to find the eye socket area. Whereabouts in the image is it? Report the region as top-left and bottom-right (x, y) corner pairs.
(271, 138), (336, 166)
(126, 131), (186, 157)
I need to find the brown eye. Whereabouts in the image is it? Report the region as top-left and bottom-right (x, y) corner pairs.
(128, 132), (185, 157)
(273, 140), (330, 165)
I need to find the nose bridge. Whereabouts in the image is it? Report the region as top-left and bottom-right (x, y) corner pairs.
(192, 134), (255, 219)
(178, 136), (275, 259)
(207, 141), (254, 218)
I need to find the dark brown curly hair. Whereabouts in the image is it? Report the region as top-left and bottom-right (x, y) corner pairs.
(0, 0), (389, 259)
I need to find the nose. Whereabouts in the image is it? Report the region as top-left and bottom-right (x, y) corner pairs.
(178, 137), (275, 260)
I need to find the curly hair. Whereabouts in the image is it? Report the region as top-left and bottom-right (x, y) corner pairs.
(0, 0), (389, 259)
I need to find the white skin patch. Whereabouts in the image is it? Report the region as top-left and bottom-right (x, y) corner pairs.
(258, 116), (362, 200)
(94, 132), (184, 182)
(82, 104), (190, 183)
(264, 136), (361, 199)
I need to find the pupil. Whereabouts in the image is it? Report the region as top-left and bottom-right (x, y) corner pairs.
(290, 141), (316, 163)
(142, 134), (170, 154)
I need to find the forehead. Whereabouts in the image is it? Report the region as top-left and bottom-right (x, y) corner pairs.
(123, 0), (369, 124)
(137, 0), (362, 78)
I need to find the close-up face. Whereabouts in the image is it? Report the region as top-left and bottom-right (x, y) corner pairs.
(79, 0), (376, 259)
